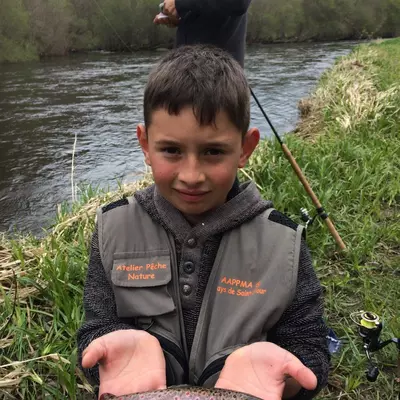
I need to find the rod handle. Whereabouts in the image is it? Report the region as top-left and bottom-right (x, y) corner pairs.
(281, 144), (346, 250)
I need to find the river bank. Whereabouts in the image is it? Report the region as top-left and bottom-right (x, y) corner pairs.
(0, 36), (394, 65)
(2, 0), (400, 64)
(1, 38), (399, 399)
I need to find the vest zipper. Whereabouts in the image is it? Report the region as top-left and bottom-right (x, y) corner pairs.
(167, 233), (189, 360)
(152, 331), (188, 381)
(197, 356), (228, 386)
(188, 235), (229, 383)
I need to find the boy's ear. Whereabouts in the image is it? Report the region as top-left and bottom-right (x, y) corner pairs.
(238, 127), (260, 168)
(137, 124), (151, 166)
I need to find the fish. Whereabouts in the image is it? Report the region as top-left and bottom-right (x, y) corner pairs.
(100, 385), (262, 400)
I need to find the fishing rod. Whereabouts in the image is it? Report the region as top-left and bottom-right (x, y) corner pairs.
(250, 88), (346, 250)
(93, 0), (346, 249)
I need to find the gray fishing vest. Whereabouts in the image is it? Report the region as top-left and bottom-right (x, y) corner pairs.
(97, 196), (303, 387)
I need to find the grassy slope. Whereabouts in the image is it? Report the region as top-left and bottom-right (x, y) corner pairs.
(243, 38), (400, 399)
(1, 39), (399, 399)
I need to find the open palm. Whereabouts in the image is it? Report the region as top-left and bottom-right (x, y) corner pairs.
(82, 330), (167, 398)
(215, 342), (317, 400)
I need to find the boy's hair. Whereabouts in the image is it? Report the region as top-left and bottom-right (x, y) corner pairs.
(143, 45), (250, 135)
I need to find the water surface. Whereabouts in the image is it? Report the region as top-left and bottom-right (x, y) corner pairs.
(0, 42), (360, 235)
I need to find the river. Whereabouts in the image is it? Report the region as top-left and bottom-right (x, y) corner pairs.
(0, 41), (360, 235)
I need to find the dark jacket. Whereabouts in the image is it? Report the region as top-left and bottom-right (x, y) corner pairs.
(175, 0), (252, 66)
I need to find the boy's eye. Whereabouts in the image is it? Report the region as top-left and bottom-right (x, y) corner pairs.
(162, 147), (181, 155)
(204, 148), (224, 156)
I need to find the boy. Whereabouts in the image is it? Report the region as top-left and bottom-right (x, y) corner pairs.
(77, 45), (330, 400)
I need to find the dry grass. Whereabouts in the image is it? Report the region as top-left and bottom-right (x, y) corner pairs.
(0, 175), (153, 397)
(54, 174), (153, 238)
(295, 47), (400, 141)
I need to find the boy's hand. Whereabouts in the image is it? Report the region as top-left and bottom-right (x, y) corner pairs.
(215, 342), (317, 400)
(81, 330), (167, 398)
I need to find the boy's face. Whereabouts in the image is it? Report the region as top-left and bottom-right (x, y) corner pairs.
(137, 107), (259, 222)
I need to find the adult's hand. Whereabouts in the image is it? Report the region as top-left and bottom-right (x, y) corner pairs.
(153, 13), (180, 27)
(215, 342), (317, 400)
(82, 330), (167, 399)
(162, 0), (179, 18)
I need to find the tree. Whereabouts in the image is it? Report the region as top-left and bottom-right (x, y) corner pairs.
(24, 0), (73, 56)
(0, 0), (36, 62)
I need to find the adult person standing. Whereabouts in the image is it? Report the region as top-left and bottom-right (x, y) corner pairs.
(153, 0), (252, 67)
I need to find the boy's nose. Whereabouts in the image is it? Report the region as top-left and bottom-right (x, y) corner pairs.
(178, 157), (206, 186)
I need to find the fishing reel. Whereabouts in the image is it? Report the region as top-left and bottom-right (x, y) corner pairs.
(300, 207), (328, 230)
(300, 208), (316, 229)
(351, 311), (400, 382)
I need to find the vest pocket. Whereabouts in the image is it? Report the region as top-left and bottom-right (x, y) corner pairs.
(197, 345), (243, 387)
(111, 251), (176, 318)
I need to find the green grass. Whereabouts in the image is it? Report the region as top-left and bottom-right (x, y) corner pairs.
(1, 38), (400, 399)
(243, 38), (400, 399)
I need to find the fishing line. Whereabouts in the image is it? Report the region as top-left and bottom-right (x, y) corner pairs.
(91, 0), (133, 53)
(90, 1), (346, 249)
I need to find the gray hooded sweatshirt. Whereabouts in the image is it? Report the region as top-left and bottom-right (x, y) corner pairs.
(77, 181), (330, 399)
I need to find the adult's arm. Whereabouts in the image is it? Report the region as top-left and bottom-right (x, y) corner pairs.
(175, 0), (252, 18)
(267, 239), (331, 400)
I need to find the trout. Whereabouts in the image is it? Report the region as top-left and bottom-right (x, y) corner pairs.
(100, 386), (262, 400)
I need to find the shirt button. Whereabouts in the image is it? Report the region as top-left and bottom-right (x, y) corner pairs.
(182, 284), (192, 295)
(187, 238), (196, 247)
(183, 261), (195, 274)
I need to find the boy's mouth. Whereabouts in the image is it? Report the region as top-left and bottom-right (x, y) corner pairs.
(174, 189), (210, 202)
